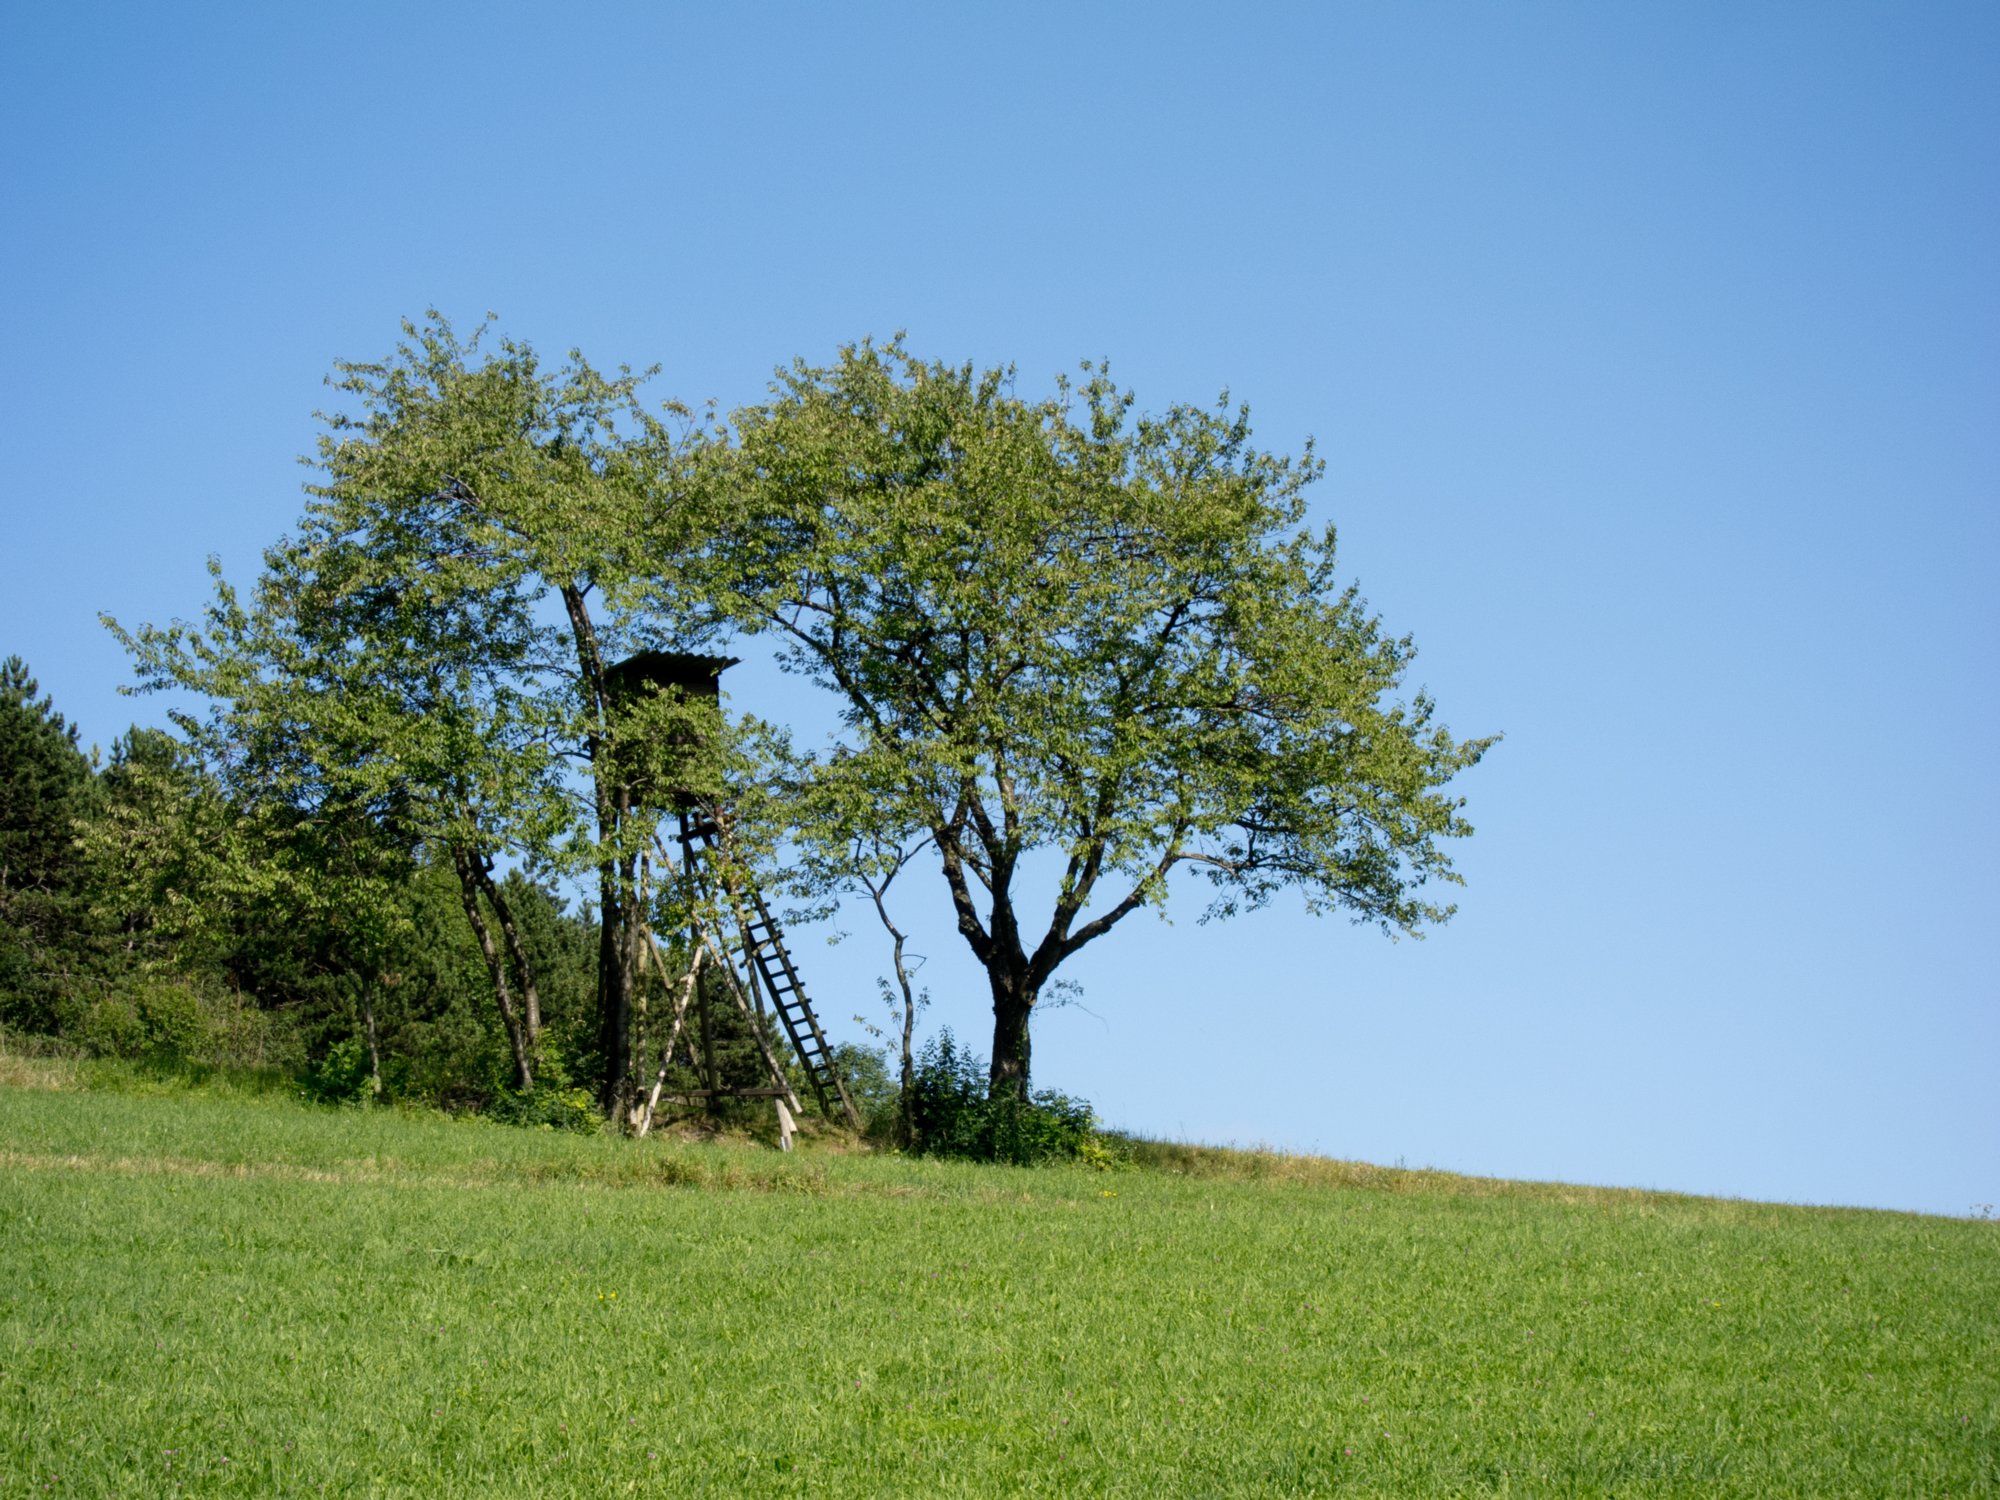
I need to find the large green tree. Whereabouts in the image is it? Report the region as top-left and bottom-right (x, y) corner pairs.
(722, 342), (1496, 1097)
(305, 315), (720, 1108)
(115, 314), (719, 1110)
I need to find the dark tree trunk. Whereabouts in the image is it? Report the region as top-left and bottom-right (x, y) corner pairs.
(697, 951), (718, 1115)
(613, 843), (643, 1111)
(987, 961), (1036, 1102)
(562, 581), (640, 1118)
(594, 854), (630, 1109)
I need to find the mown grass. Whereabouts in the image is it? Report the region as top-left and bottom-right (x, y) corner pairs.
(2, 1065), (1995, 1496)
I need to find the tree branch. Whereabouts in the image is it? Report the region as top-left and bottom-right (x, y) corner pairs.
(1032, 830), (1189, 984)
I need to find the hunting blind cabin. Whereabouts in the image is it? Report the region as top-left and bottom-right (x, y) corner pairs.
(604, 652), (860, 1146)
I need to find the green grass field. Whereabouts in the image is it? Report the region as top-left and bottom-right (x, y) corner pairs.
(2, 1065), (1995, 1497)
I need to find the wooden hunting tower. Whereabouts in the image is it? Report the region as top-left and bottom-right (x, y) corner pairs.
(601, 650), (736, 809)
(605, 652), (860, 1138)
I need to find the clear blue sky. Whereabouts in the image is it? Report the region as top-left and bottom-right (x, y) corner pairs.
(3, 2), (1994, 1216)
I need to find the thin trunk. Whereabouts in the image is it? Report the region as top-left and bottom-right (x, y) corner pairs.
(627, 855), (656, 1105)
(697, 957), (717, 1113)
(864, 866), (922, 1149)
(467, 855), (541, 1055)
(452, 847), (534, 1092)
(898, 963), (917, 1148)
(594, 856), (629, 1109)
(856, 848), (924, 1152)
(605, 838), (640, 1115)
(735, 907), (768, 1018)
(360, 983), (383, 1098)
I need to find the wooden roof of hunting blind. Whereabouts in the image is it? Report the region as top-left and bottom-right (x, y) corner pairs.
(603, 651), (739, 703)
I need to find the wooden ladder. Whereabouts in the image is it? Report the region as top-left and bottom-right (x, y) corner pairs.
(678, 811), (862, 1129)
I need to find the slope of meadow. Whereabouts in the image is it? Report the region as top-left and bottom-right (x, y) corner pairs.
(1, 1066), (1994, 1497)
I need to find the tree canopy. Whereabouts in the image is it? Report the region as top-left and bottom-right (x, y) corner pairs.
(74, 320), (1495, 1123)
(722, 340), (1496, 1095)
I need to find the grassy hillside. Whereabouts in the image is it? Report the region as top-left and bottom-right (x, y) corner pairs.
(2, 1067), (1994, 1496)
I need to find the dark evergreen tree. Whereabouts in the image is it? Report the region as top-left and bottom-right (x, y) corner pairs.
(0, 657), (99, 1030)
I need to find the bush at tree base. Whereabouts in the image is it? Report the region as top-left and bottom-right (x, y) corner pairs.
(906, 1029), (1116, 1167)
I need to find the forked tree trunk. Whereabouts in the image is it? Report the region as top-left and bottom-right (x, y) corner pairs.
(452, 847), (535, 1092)
(467, 856), (541, 1055)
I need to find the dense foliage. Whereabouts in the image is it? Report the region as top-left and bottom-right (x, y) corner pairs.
(4, 317), (1493, 1136)
(1, 663), (605, 1111)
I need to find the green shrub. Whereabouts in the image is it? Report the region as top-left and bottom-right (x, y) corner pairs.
(486, 1086), (600, 1133)
(487, 1073), (601, 1134)
(906, 1029), (1117, 1167)
(73, 976), (299, 1072)
(75, 992), (146, 1058)
(299, 1035), (377, 1104)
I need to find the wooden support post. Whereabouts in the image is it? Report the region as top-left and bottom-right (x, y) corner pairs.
(696, 960), (716, 1109)
(775, 1097), (795, 1152)
(631, 934), (705, 1139)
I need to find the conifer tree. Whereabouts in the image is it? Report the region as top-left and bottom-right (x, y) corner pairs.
(0, 657), (98, 1029)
